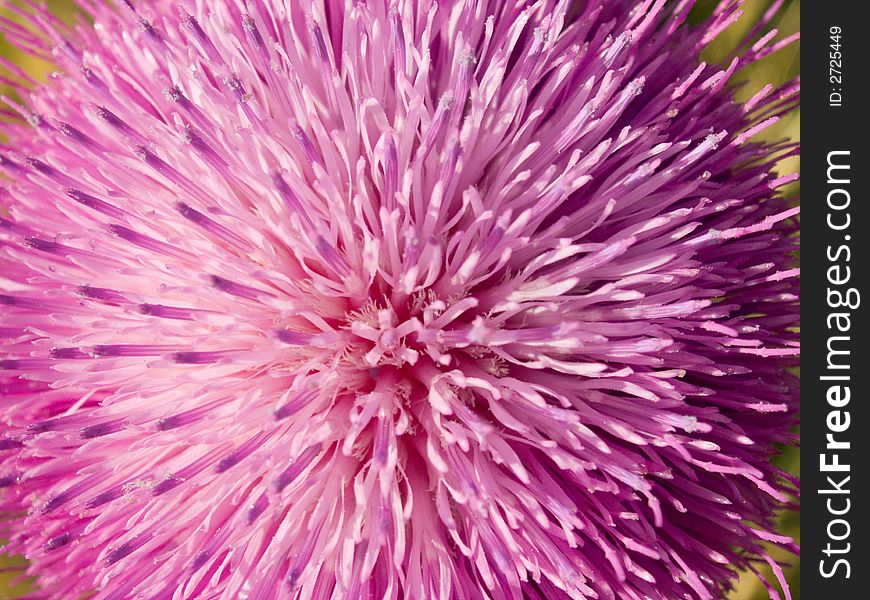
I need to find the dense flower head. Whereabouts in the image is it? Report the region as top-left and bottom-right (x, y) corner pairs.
(0, 0), (798, 598)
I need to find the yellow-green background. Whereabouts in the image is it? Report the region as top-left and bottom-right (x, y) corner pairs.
(0, 1), (799, 598)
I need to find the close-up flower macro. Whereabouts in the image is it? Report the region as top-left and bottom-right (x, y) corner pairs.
(0, 0), (799, 599)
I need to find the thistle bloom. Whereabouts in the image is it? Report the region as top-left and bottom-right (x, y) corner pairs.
(0, 0), (798, 598)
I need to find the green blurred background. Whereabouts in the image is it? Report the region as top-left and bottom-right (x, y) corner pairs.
(0, 1), (799, 598)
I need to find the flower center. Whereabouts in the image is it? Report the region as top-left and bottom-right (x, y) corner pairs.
(348, 305), (421, 369)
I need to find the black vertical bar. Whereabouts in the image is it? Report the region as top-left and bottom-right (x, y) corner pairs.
(802, 1), (866, 598)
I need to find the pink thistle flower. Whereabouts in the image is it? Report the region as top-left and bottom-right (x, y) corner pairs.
(1, 1), (798, 599)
